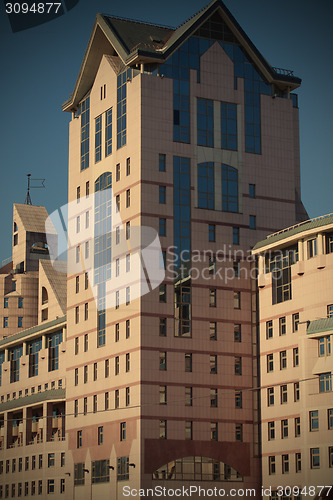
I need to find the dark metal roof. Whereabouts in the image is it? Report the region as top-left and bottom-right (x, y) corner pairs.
(307, 317), (333, 335)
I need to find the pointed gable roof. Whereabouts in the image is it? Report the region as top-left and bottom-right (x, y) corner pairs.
(63, 0), (301, 112)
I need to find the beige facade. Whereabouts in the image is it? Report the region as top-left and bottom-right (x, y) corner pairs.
(253, 215), (333, 499)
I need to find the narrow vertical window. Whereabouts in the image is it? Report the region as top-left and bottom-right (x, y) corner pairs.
(95, 115), (102, 163)
(79, 96), (90, 171)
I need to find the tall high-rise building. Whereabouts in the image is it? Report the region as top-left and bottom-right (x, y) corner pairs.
(61, 0), (306, 496)
(253, 215), (333, 498)
(0, 0), (309, 498)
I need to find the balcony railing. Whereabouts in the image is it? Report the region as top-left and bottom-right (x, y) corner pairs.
(272, 67), (294, 77)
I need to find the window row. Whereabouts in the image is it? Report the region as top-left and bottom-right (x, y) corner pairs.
(74, 354), (130, 385)
(157, 318), (244, 341)
(158, 386), (242, 407)
(266, 348), (299, 372)
(0, 452), (65, 474)
(74, 320), (130, 355)
(158, 352), (243, 375)
(265, 313), (299, 339)
(158, 420), (244, 442)
(74, 387), (131, 416)
(268, 447), (333, 475)
(3, 298), (24, 309)
(0, 379), (63, 402)
(74, 456), (131, 484)
(2, 317), (24, 328)
(267, 382), (300, 406)
(0, 479), (65, 497)
(267, 410), (333, 440)
(158, 284), (242, 310)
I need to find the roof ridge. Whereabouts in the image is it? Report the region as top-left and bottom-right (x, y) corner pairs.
(175, 0), (217, 29)
(102, 13), (175, 31)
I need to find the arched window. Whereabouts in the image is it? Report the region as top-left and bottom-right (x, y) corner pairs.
(222, 164), (238, 213)
(42, 287), (48, 305)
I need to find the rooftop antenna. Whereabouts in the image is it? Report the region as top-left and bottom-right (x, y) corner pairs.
(25, 174), (32, 205)
(24, 174), (46, 205)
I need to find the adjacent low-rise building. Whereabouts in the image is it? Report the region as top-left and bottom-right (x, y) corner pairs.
(253, 214), (333, 499)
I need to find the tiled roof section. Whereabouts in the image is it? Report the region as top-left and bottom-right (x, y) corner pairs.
(40, 260), (67, 315)
(307, 317), (333, 335)
(0, 316), (66, 347)
(253, 213), (333, 251)
(14, 203), (56, 234)
(103, 17), (174, 54)
(0, 389), (65, 413)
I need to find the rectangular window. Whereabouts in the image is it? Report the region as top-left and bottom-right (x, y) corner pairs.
(86, 181), (89, 197)
(280, 384), (288, 404)
(281, 419), (288, 439)
(126, 353), (130, 372)
(126, 387), (130, 407)
(267, 354), (273, 373)
(95, 115), (102, 163)
(105, 359), (109, 378)
(233, 291), (241, 309)
(105, 392), (109, 410)
(74, 400), (78, 417)
(280, 350), (287, 369)
(282, 454), (289, 474)
(329, 447), (333, 468)
(126, 221), (130, 240)
(117, 69), (131, 148)
(268, 456), (275, 475)
(185, 353), (192, 373)
(126, 189), (130, 208)
(159, 318), (167, 337)
(159, 284), (166, 303)
(198, 162), (214, 209)
(328, 304), (333, 318)
(98, 426), (103, 445)
(310, 448), (320, 468)
(159, 186), (166, 204)
(94, 362), (97, 381)
(159, 218), (166, 237)
(85, 272), (88, 289)
(233, 227), (239, 245)
(84, 334), (88, 352)
(120, 422), (126, 441)
(115, 357), (119, 375)
(310, 410), (319, 431)
(185, 421), (193, 441)
(210, 388), (218, 408)
(221, 102), (237, 150)
(235, 391), (242, 408)
(328, 408), (333, 429)
(185, 387), (193, 406)
(76, 186), (80, 202)
(210, 322), (217, 340)
(295, 417), (301, 437)
(77, 430), (82, 448)
(115, 390), (119, 409)
(84, 365), (88, 383)
(222, 165), (238, 213)
(268, 421), (275, 440)
(319, 372), (332, 392)
(117, 456), (129, 481)
(79, 96), (90, 171)
(234, 356), (242, 375)
(197, 98), (214, 147)
(319, 336), (331, 357)
(92, 459), (110, 484)
(48, 453), (55, 467)
(47, 480), (55, 495)
(125, 319), (130, 339)
(293, 347), (299, 366)
(266, 320), (273, 339)
(18, 297), (23, 308)
(208, 224), (215, 242)
(249, 215), (256, 229)
(93, 395), (97, 413)
(75, 337), (79, 355)
(308, 238), (317, 258)
(209, 289), (216, 307)
(292, 313), (299, 332)
(296, 453), (302, 473)
(249, 184), (255, 198)
(126, 157), (130, 176)
(105, 108), (112, 157)
(75, 306), (79, 324)
(235, 424), (243, 442)
(279, 317), (286, 335)
(234, 324), (241, 342)
(160, 420), (167, 439)
(159, 352), (167, 371)
(159, 154), (166, 172)
(116, 194), (120, 212)
(84, 303), (88, 321)
(74, 368), (78, 386)
(294, 382), (300, 401)
(115, 323), (119, 342)
(159, 386), (167, 405)
(210, 355), (217, 374)
(267, 387), (274, 406)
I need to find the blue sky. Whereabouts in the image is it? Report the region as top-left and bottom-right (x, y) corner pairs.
(0, 0), (332, 263)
